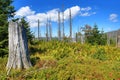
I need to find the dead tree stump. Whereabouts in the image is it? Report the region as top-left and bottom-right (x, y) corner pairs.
(6, 21), (32, 70)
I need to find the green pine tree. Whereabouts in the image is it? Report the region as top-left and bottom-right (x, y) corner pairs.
(91, 24), (100, 44)
(20, 17), (34, 43)
(84, 24), (107, 45)
(0, 0), (15, 57)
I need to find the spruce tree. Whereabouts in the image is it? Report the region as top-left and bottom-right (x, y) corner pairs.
(0, 0), (15, 57)
(91, 24), (107, 45)
(20, 17), (34, 43)
(83, 24), (107, 45)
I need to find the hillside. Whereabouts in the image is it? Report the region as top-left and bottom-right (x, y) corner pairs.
(0, 41), (120, 80)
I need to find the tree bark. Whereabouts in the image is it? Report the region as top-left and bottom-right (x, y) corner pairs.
(6, 21), (32, 70)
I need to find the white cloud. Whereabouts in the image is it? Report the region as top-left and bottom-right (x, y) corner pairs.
(79, 7), (96, 17)
(15, 6), (35, 17)
(15, 6), (96, 27)
(47, 9), (59, 22)
(15, 6), (80, 27)
(109, 14), (118, 22)
(64, 6), (80, 19)
(81, 7), (91, 11)
(80, 12), (96, 16)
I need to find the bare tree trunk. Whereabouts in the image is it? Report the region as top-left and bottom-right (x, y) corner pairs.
(46, 20), (49, 41)
(107, 33), (110, 46)
(6, 21), (32, 71)
(38, 19), (41, 40)
(69, 9), (72, 40)
(75, 32), (78, 42)
(49, 19), (52, 41)
(62, 5), (65, 40)
(58, 11), (61, 41)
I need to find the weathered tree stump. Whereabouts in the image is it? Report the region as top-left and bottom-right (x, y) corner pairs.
(6, 21), (32, 71)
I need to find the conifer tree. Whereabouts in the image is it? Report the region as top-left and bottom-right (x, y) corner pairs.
(0, 0), (15, 57)
(83, 24), (107, 45)
(20, 17), (34, 43)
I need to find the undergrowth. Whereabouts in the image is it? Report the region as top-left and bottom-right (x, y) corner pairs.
(0, 41), (120, 80)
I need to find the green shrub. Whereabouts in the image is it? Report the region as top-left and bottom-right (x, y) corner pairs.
(92, 48), (107, 61)
(1, 41), (120, 79)
(53, 48), (70, 60)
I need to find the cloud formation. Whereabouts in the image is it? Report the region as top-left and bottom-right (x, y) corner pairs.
(80, 12), (96, 16)
(16, 6), (35, 17)
(15, 6), (80, 27)
(15, 6), (95, 27)
(109, 14), (118, 22)
(81, 7), (92, 11)
(80, 6), (96, 16)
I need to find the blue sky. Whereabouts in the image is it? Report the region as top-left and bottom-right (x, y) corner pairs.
(13, 0), (120, 37)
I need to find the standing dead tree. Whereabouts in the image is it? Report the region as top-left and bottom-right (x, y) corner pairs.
(58, 11), (61, 41)
(38, 19), (41, 40)
(62, 5), (65, 40)
(69, 9), (72, 40)
(6, 21), (32, 74)
(49, 18), (52, 41)
(46, 19), (49, 41)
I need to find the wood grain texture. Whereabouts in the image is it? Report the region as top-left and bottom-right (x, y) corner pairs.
(6, 21), (32, 70)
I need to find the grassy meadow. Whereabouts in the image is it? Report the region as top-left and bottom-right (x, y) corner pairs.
(0, 40), (120, 80)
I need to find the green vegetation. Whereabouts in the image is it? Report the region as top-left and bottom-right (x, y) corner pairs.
(0, 0), (15, 57)
(82, 24), (107, 45)
(20, 17), (34, 43)
(0, 41), (120, 80)
(0, 0), (33, 57)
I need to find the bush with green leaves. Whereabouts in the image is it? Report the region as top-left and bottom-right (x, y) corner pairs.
(92, 47), (107, 61)
(1, 41), (120, 80)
